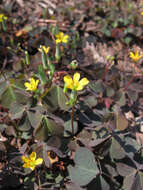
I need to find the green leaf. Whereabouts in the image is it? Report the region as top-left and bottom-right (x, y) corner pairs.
(123, 174), (136, 190)
(110, 137), (126, 160)
(115, 90), (126, 107)
(64, 120), (78, 137)
(34, 119), (50, 141)
(34, 117), (64, 141)
(14, 89), (31, 105)
(123, 171), (143, 190)
(38, 65), (47, 85)
(127, 90), (138, 102)
(68, 147), (99, 186)
(0, 81), (8, 97)
(123, 36), (132, 45)
(44, 117), (64, 136)
(125, 137), (141, 154)
(27, 110), (42, 128)
(106, 86), (115, 97)
(10, 102), (25, 119)
(89, 80), (104, 94)
(85, 96), (97, 108)
(19, 114), (31, 131)
(66, 182), (84, 190)
(115, 112), (128, 131)
(131, 171), (143, 190)
(116, 162), (136, 177)
(57, 86), (71, 111)
(42, 86), (59, 112)
(1, 86), (16, 108)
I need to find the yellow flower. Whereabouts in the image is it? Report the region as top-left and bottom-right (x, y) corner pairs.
(64, 72), (89, 91)
(55, 32), (69, 44)
(24, 78), (39, 91)
(21, 152), (43, 171)
(38, 46), (50, 54)
(0, 14), (8, 22)
(141, 12), (143, 15)
(130, 51), (142, 62)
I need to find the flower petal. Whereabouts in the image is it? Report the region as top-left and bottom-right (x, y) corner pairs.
(30, 152), (36, 161)
(135, 51), (138, 57)
(56, 39), (61, 44)
(30, 78), (35, 86)
(35, 79), (39, 87)
(35, 158), (43, 165)
(64, 75), (73, 89)
(62, 35), (69, 43)
(30, 166), (35, 171)
(24, 82), (31, 89)
(73, 73), (80, 83)
(21, 155), (29, 163)
(59, 32), (64, 38)
(130, 52), (134, 58)
(23, 162), (30, 168)
(64, 75), (72, 85)
(79, 78), (89, 86)
(75, 84), (83, 91)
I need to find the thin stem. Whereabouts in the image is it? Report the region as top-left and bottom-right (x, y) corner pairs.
(102, 63), (109, 81)
(123, 74), (136, 91)
(35, 169), (41, 190)
(71, 106), (74, 136)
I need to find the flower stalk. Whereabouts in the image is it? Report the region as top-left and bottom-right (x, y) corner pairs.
(0, 14), (7, 32)
(55, 44), (61, 62)
(25, 50), (30, 65)
(63, 72), (89, 136)
(39, 46), (50, 69)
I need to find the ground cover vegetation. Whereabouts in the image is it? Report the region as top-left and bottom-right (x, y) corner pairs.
(0, 0), (143, 189)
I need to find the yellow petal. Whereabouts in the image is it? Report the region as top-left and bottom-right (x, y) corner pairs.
(62, 35), (69, 43)
(30, 152), (36, 161)
(35, 158), (43, 165)
(56, 39), (61, 44)
(45, 47), (50, 54)
(24, 82), (31, 89)
(59, 32), (64, 38)
(75, 84), (84, 91)
(30, 78), (35, 86)
(64, 75), (74, 89)
(79, 78), (89, 86)
(21, 155), (29, 163)
(130, 52), (134, 58)
(135, 51), (138, 57)
(62, 39), (68, 43)
(35, 79), (39, 87)
(64, 75), (73, 85)
(73, 73), (80, 83)
(30, 166), (35, 171)
(23, 162), (30, 168)
(42, 46), (50, 54)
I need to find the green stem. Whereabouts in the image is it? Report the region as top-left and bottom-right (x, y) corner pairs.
(25, 51), (30, 65)
(55, 44), (60, 62)
(42, 51), (48, 69)
(2, 17), (7, 32)
(71, 106), (74, 136)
